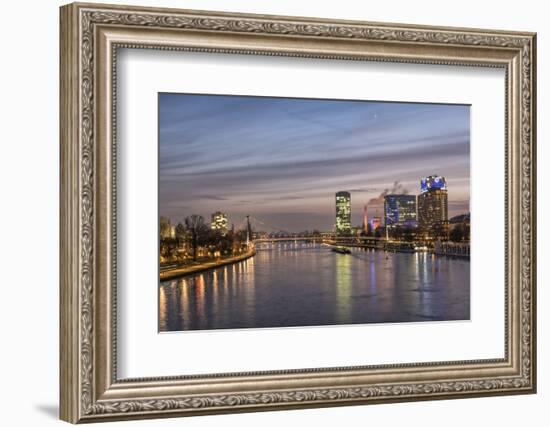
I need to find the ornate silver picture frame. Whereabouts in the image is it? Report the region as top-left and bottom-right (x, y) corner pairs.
(60, 2), (536, 423)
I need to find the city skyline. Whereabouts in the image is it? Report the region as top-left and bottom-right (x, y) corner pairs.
(160, 93), (470, 232)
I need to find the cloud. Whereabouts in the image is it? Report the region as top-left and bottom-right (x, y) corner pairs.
(158, 94), (470, 231)
(367, 181), (410, 205)
(198, 195), (228, 201)
(348, 188), (378, 193)
(161, 139), (469, 185)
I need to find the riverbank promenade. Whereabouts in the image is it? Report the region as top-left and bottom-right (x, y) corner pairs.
(160, 247), (256, 281)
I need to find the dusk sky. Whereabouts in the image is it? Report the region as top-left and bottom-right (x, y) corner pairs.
(159, 93), (470, 232)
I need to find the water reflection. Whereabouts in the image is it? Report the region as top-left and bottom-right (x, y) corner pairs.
(335, 254), (352, 324)
(159, 243), (470, 332)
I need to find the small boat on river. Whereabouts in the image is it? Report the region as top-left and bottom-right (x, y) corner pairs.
(331, 246), (351, 254)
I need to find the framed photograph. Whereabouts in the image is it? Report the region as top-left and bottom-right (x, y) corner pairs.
(60, 2), (537, 423)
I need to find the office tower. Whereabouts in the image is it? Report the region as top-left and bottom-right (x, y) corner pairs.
(335, 191), (351, 235)
(370, 217), (381, 232)
(417, 175), (449, 239)
(384, 194), (417, 227)
(210, 211), (229, 234)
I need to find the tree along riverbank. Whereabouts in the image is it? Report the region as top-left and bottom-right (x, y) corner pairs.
(160, 247), (256, 282)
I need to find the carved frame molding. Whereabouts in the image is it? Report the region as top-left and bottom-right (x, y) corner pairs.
(60, 2), (536, 423)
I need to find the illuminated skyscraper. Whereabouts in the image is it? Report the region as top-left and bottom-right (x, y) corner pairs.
(211, 211), (229, 235)
(418, 175), (449, 239)
(384, 194), (417, 227)
(370, 217), (381, 232)
(335, 191), (351, 235)
(420, 175), (447, 193)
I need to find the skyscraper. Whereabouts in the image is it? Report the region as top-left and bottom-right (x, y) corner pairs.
(210, 211), (229, 234)
(363, 204), (369, 233)
(417, 175), (449, 239)
(370, 217), (381, 232)
(335, 191), (351, 235)
(384, 194), (417, 227)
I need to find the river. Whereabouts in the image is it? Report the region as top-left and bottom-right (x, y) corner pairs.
(159, 242), (470, 332)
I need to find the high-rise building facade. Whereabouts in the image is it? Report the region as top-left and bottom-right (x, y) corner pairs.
(417, 175), (449, 239)
(370, 217), (381, 232)
(420, 175), (447, 193)
(210, 211), (229, 234)
(384, 194), (417, 227)
(335, 191), (351, 235)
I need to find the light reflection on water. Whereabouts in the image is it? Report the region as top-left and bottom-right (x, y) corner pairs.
(335, 254), (352, 324)
(159, 242), (470, 332)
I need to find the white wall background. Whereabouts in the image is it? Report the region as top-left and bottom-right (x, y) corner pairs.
(0, 0), (545, 426)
